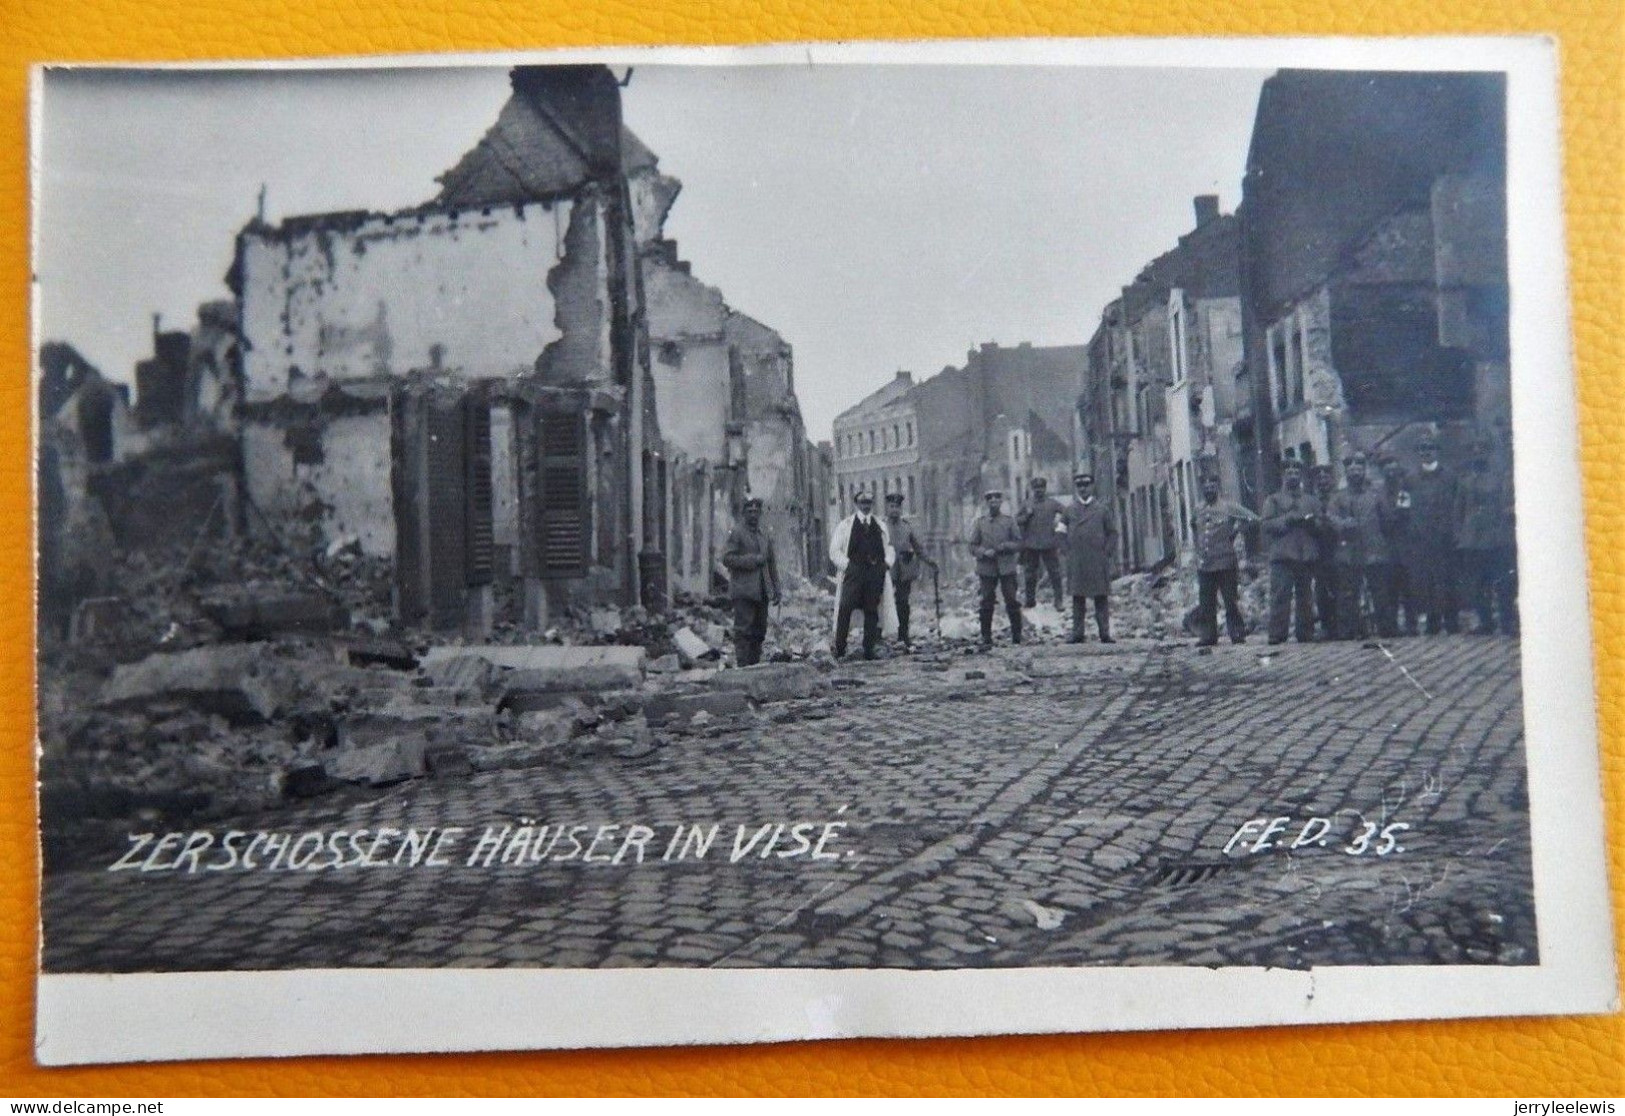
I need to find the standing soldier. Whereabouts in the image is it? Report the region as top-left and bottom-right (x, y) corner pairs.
(1017, 476), (1067, 611)
(721, 496), (780, 666)
(966, 488), (1024, 650)
(884, 491), (936, 650)
(1378, 452), (1418, 636)
(1262, 458), (1320, 645)
(1328, 451), (1396, 639)
(1456, 437), (1519, 635)
(1407, 434), (1460, 634)
(829, 489), (895, 660)
(1063, 472), (1117, 644)
(1309, 463), (1340, 641)
(1190, 474), (1259, 646)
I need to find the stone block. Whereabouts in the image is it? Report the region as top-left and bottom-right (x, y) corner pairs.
(324, 737), (427, 786)
(433, 645), (645, 697)
(99, 643), (294, 724)
(200, 590), (347, 640)
(672, 627), (715, 665)
(343, 639), (419, 671)
(706, 662), (829, 704)
(422, 653), (497, 694)
(643, 689), (751, 727)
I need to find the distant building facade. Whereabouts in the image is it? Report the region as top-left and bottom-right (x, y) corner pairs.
(833, 343), (1083, 577)
(1078, 197), (1246, 572)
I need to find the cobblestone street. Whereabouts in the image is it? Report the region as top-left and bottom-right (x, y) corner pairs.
(41, 634), (1535, 973)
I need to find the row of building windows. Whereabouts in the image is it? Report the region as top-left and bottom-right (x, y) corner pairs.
(1268, 313), (1309, 413)
(835, 472), (918, 509)
(837, 419), (915, 460)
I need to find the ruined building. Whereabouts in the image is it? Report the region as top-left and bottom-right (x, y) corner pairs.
(1239, 69), (1509, 488)
(37, 344), (132, 636)
(834, 343), (1082, 577)
(235, 65), (824, 632)
(1078, 197), (1246, 572)
(642, 232), (824, 598)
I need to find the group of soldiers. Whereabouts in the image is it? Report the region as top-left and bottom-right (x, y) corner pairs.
(1253, 435), (1519, 645)
(723, 472), (1123, 663)
(962, 473), (1116, 650)
(719, 433), (1518, 664)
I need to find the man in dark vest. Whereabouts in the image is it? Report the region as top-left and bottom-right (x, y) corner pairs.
(1063, 472), (1117, 643)
(1017, 476), (1067, 611)
(721, 496), (780, 667)
(828, 489), (894, 660)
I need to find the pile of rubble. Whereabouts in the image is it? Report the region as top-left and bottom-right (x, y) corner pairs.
(39, 519), (1276, 869)
(910, 561), (1270, 643)
(1110, 561), (1270, 640)
(37, 627), (848, 867)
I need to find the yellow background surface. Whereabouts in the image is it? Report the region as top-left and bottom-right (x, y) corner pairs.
(2, 0), (1620, 1097)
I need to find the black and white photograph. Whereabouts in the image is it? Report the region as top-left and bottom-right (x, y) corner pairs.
(31, 39), (1614, 1063)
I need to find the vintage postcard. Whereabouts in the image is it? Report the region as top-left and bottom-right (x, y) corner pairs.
(31, 37), (1615, 1065)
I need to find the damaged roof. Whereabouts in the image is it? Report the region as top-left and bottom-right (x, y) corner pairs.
(434, 67), (661, 208)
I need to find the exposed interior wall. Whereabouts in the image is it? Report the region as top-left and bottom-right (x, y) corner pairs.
(241, 398), (394, 556)
(646, 281), (731, 460)
(239, 201), (577, 401)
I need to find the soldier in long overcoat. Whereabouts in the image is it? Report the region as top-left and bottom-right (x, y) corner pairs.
(1063, 471), (1117, 643)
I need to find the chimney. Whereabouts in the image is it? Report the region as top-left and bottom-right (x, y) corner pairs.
(895, 370), (912, 384)
(509, 65), (623, 177)
(1193, 195), (1220, 227)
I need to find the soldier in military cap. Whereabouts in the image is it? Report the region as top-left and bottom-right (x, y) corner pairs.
(1328, 450), (1397, 639)
(721, 496), (780, 666)
(884, 491), (936, 650)
(1063, 471), (1117, 643)
(1017, 476), (1067, 611)
(1189, 472), (1259, 646)
(966, 488), (1024, 649)
(1262, 458), (1320, 644)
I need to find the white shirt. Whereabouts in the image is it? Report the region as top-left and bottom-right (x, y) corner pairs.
(829, 513), (895, 573)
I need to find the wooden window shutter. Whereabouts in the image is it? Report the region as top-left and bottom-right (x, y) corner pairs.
(424, 396), (468, 628)
(463, 393), (494, 587)
(536, 409), (588, 577)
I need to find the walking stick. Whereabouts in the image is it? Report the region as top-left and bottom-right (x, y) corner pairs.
(932, 564), (942, 638)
